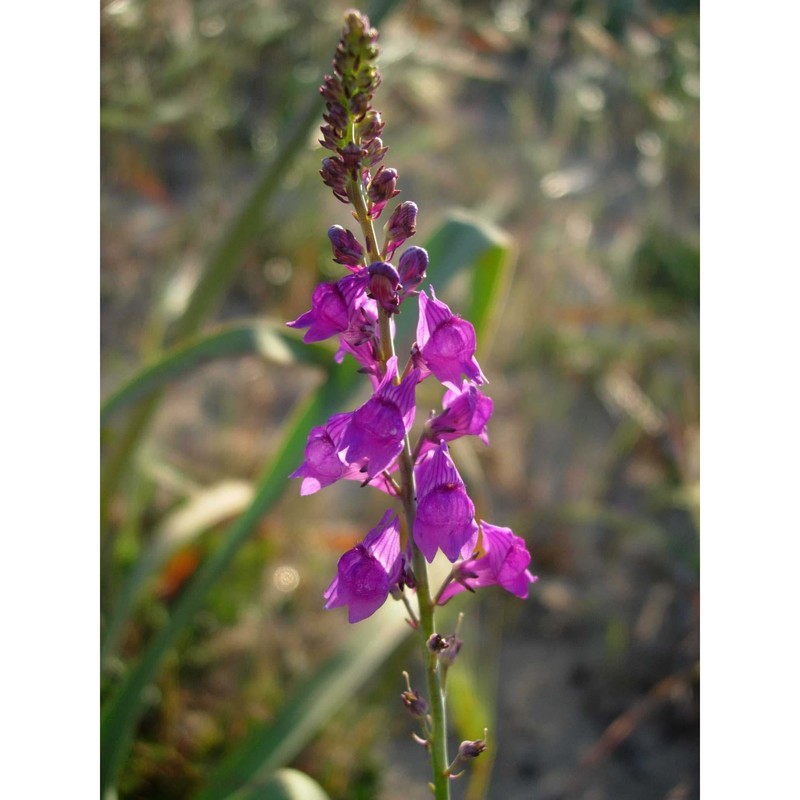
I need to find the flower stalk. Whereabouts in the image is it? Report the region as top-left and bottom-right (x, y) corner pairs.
(286, 10), (537, 796)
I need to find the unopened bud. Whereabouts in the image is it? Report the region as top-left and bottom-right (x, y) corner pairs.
(339, 142), (364, 175)
(363, 136), (388, 168)
(367, 261), (401, 314)
(368, 167), (400, 219)
(320, 157), (349, 203)
(328, 225), (364, 269)
(357, 110), (385, 143)
(397, 246), (428, 296)
(384, 201), (418, 259)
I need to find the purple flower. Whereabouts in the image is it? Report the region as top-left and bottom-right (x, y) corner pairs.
(437, 522), (537, 604)
(286, 271), (370, 343)
(289, 413), (364, 496)
(416, 288), (487, 389)
(324, 510), (403, 623)
(328, 225), (365, 270)
(413, 441), (478, 563)
(423, 380), (493, 448)
(339, 356), (419, 478)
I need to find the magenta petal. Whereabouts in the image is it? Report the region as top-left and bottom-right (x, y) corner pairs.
(416, 288), (487, 389)
(290, 413), (359, 495)
(436, 522), (536, 604)
(287, 271), (370, 344)
(415, 485), (478, 562)
(323, 511), (402, 623)
(339, 358), (417, 477)
(413, 442), (478, 562)
(287, 282), (349, 342)
(430, 381), (493, 444)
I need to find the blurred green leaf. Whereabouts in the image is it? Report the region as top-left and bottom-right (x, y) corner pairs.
(446, 613), (498, 800)
(100, 321), (334, 423)
(194, 603), (411, 800)
(394, 210), (516, 356)
(100, 363), (362, 798)
(225, 768), (331, 800)
(101, 479), (255, 664)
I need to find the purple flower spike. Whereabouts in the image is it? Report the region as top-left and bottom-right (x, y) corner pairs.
(438, 522), (537, 604)
(324, 510), (404, 623)
(328, 225), (365, 270)
(397, 246), (428, 298)
(413, 441), (479, 563)
(287, 270), (369, 343)
(416, 288), (487, 389)
(340, 356), (418, 478)
(384, 201), (418, 260)
(428, 381), (493, 445)
(367, 261), (401, 314)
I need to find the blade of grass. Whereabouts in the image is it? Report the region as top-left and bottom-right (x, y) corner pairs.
(424, 209), (516, 346)
(100, 363), (362, 798)
(393, 210), (516, 356)
(193, 601), (411, 800)
(101, 479), (255, 664)
(225, 768), (332, 800)
(100, 321), (333, 423)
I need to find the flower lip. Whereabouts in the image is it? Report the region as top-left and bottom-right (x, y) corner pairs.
(323, 510), (403, 623)
(437, 522), (537, 604)
(416, 287), (487, 389)
(413, 441), (479, 563)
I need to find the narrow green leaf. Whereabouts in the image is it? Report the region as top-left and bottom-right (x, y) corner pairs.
(224, 768), (332, 800)
(446, 610), (499, 800)
(100, 364), (362, 798)
(394, 210), (516, 356)
(101, 322), (333, 423)
(194, 602), (411, 800)
(101, 479), (255, 664)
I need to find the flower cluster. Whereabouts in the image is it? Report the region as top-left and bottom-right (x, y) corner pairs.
(287, 10), (536, 626)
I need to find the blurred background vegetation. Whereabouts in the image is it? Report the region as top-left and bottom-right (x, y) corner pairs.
(101, 0), (699, 798)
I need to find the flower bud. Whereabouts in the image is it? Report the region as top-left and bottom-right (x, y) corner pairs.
(384, 201), (418, 259)
(367, 261), (401, 314)
(322, 104), (349, 134)
(397, 246), (428, 296)
(328, 225), (364, 269)
(363, 136), (388, 168)
(357, 110), (385, 143)
(339, 141), (364, 175)
(320, 157), (349, 203)
(367, 166), (400, 219)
